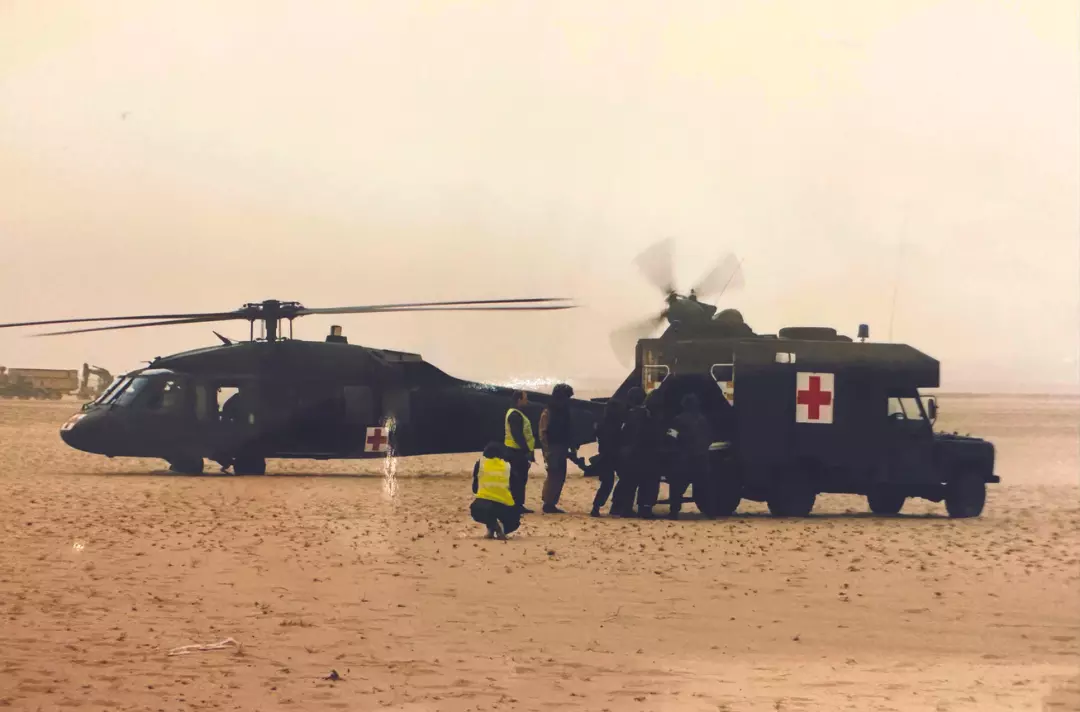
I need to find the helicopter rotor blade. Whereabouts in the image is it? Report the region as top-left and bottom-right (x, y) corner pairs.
(299, 297), (572, 316)
(348, 304), (577, 314)
(0, 311), (241, 330)
(10, 297), (577, 337)
(691, 252), (744, 300)
(31, 314), (247, 337)
(608, 313), (665, 368)
(632, 238), (677, 296)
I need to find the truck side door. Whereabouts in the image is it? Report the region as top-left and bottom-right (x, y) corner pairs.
(884, 391), (936, 483)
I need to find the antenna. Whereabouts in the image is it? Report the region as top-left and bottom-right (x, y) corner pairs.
(887, 206), (910, 342)
(714, 257), (745, 303)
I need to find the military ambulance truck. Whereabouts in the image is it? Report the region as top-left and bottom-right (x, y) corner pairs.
(625, 325), (998, 519)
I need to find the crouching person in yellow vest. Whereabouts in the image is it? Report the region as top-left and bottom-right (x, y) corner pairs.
(471, 442), (522, 540)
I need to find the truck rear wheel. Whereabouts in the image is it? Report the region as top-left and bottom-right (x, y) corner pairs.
(234, 457), (267, 476)
(867, 492), (906, 515)
(945, 471), (985, 518)
(767, 477), (816, 517)
(694, 473), (741, 518)
(695, 451), (741, 517)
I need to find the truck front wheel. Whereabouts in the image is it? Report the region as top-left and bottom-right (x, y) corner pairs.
(945, 470), (986, 518)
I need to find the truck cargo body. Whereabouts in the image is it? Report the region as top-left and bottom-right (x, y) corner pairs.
(723, 339), (940, 497)
(0, 367), (79, 399)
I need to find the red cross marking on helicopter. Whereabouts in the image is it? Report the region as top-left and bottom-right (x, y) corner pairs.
(365, 427), (389, 453)
(796, 372), (834, 423)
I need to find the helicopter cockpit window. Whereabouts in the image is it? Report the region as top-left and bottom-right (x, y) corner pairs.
(145, 380), (185, 412)
(887, 396), (925, 421)
(112, 377), (152, 408)
(91, 376), (127, 406)
(96, 377), (133, 405)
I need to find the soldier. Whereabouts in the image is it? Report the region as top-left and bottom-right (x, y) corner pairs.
(589, 398), (626, 517)
(633, 387), (670, 519)
(611, 387), (653, 517)
(663, 392), (711, 520)
(539, 383), (576, 514)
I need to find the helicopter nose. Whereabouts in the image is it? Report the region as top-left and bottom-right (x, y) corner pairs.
(59, 412), (103, 454)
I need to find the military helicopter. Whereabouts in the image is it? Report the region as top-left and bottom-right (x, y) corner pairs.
(0, 297), (604, 474)
(608, 237), (750, 371)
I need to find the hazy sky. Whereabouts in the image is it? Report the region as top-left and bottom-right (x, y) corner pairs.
(2, 0), (1077, 392)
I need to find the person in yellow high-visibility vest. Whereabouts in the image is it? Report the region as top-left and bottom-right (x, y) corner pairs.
(470, 442), (521, 539)
(503, 390), (537, 514)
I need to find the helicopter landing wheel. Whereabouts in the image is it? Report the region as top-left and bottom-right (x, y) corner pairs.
(166, 457), (205, 475)
(233, 456), (266, 476)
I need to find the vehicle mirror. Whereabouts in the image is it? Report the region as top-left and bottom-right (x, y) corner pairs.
(927, 397), (937, 423)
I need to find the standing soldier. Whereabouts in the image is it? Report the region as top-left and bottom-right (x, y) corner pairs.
(539, 383), (575, 514)
(504, 390), (536, 514)
(634, 386), (670, 519)
(663, 392), (711, 520)
(589, 398), (626, 517)
(611, 386), (652, 517)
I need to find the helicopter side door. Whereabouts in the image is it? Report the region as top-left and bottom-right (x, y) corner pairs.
(193, 379), (261, 460)
(257, 381), (383, 457)
(111, 373), (198, 457)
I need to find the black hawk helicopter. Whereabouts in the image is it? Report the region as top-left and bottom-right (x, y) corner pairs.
(0, 297), (605, 474)
(607, 237), (750, 373)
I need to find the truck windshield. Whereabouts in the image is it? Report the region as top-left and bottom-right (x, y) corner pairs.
(888, 396), (925, 420)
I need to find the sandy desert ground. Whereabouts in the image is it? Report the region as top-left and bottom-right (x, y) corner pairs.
(0, 394), (1077, 711)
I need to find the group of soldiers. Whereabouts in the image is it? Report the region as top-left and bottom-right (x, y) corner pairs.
(470, 383), (714, 539)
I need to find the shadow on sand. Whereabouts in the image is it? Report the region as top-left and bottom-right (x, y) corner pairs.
(58, 471), (954, 519)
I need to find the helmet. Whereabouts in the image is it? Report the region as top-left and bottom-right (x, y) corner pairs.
(552, 383), (574, 400)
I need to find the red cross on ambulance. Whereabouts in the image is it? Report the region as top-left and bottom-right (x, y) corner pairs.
(795, 372), (834, 424)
